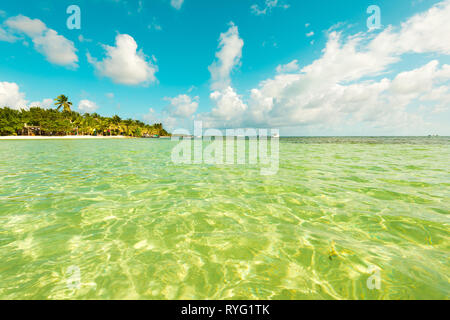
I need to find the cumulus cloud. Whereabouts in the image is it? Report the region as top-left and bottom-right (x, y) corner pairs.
(199, 23), (248, 127)
(245, 45), (449, 131)
(246, 1), (450, 129)
(142, 108), (179, 131)
(2, 15), (78, 68)
(165, 94), (199, 118)
(78, 100), (100, 113)
(32, 30), (79, 67)
(208, 87), (247, 127)
(208, 22), (244, 91)
(375, 0), (450, 55)
(88, 34), (157, 86)
(202, 0), (450, 135)
(0, 27), (18, 42)
(276, 60), (299, 73)
(29, 98), (53, 109)
(5, 15), (46, 37)
(251, 0), (289, 16)
(170, 0), (184, 10)
(143, 94), (199, 130)
(0, 81), (52, 110)
(78, 35), (92, 43)
(0, 82), (28, 109)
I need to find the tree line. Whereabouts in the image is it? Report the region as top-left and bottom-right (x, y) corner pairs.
(0, 95), (170, 137)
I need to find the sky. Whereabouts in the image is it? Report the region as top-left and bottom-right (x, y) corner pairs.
(0, 0), (449, 136)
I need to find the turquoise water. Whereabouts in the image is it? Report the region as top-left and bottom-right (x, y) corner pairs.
(0, 138), (449, 299)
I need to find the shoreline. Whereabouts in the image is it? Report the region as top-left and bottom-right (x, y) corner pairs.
(0, 135), (129, 140)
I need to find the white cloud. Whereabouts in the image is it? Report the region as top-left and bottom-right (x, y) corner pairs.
(5, 15), (47, 37)
(142, 108), (179, 130)
(306, 31), (314, 37)
(202, 0), (450, 135)
(170, 0), (184, 10)
(88, 34), (157, 86)
(29, 98), (53, 109)
(161, 116), (178, 130)
(208, 22), (244, 90)
(382, 0), (450, 55)
(245, 42), (450, 131)
(300, 32), (396, 84)
(78, 100), (99, 113)
(201, 23), (248, 127)
(209, 87), (247, 125)
(276, 60), (299, 73)
(251, 0), (289, 16)
(166, 94), (198, 118)
(391, 60), (438, 95)
(0, 81), (52, 110)
(0, 27), (18, 42)
(198, 87), (248, 129)
(3, 15), (78, 68)
(33, 30), (78, 67)
(0, 82), (28, 110)
(78, 35), (92, 43)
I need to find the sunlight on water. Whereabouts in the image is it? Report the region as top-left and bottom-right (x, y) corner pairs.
(0, 138), (449, 299)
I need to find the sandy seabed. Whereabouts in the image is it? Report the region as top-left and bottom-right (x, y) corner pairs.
(0, 135), (128, 140)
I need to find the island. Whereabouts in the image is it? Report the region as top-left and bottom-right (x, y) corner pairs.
(0, 95), (170, 138)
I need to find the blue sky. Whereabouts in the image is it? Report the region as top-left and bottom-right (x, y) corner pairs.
(0, 0), (449, 135)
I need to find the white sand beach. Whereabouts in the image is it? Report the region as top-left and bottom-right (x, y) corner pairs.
(0, 135), (128, 140)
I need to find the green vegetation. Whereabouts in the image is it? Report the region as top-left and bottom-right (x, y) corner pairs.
(54, 94), (73, 113)
(0, 95), (170, 137)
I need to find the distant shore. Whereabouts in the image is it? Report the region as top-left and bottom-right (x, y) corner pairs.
(0, 135), (129, 140)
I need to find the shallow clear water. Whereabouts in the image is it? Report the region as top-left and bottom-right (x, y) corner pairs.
(0, 138), (449, 299)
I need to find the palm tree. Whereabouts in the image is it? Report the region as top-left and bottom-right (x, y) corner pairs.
(111, 115), (122, 135)
(81, 115), (95, 135)
(112, 115), (122, 124)
(54, 95), (73, 113)
(123, 119), (134, 136)
(0, 106), (171, 137)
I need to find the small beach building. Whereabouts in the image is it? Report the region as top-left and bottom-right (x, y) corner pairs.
(23, 124), (42, 136)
